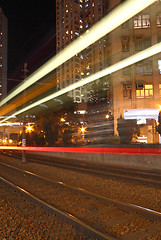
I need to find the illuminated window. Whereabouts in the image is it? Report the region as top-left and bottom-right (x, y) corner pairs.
(158, 60), (161, 74)
(136, 84), (153, 98)
(134, 15), (150, 29)
(123, 84), (131, 99)
(157, 14), (161, 27)
(159, 84), (161, 97)
(135, 61), (152, 75)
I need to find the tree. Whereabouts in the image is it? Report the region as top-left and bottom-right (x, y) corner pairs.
(88, 78), (109, 103)
(44, 119), (59, 146)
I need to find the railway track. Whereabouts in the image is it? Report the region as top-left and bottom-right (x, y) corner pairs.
(0, 160), (161, 239)
(2, 150), (161, 188)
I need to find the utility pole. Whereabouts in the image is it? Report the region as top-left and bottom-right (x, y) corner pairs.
(22, 63), (28, 163)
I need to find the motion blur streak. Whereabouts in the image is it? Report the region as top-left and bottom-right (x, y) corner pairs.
(0, 75), (57, 117)
(0, 0), (156, 107)
(1, 41), (161, 123)
(0, 146), (161, 155)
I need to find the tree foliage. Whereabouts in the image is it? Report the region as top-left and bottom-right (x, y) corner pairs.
(88, 78), (109, 103)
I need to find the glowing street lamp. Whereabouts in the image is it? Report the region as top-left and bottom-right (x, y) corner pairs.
(60, 117), (65, 122)
(80, 126), (86, 141)
(26, 125), (33, 133)
(105, 114), (110, 119)
(80, 126), (86, 134)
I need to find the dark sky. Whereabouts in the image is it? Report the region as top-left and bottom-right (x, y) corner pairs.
(0, 0), (56, 91)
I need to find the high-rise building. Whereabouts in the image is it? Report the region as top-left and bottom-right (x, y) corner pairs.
(0, 7), (7, 100)
(56, 0), (105, 102)
(105, 0), (161, 143)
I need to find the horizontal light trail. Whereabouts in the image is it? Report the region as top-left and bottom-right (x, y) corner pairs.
(0, 75), (57, 117)
(0, 0), (156, 107)
(1, 41), (161, 123)
(0, 146), (161, 154)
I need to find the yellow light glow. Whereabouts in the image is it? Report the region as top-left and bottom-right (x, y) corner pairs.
(106, 114), (110, 119)
(26, 125), (33, 133)
(80, 126), (86, 133)
(0, 0), (156, 108)
(60, 118), (65, 122)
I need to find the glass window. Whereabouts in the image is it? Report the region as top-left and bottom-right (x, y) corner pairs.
(136, 84), (153, 98)
(157, 14), (161, 27)
(134, 15), (150, 29)
(123, 84), (131, 99)
(122, 36), (129, 52)
(135, 61), (152, 75)
(159, 84), (161, 97)
(158, 60), (161, 74)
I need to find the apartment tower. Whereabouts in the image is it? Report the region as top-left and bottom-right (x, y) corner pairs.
(56, 0), (105, 102)
(105, 0), (161, 143)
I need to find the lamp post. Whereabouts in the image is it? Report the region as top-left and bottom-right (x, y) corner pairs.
(22, 63), (28, 163)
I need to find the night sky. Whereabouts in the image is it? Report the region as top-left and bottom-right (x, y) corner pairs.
(0, 0), (56, 91)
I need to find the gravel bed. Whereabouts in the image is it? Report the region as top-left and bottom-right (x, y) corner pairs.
(0, 182), (93, 240)
(1, 154), (161, 213)
(1, 155), (161, 239)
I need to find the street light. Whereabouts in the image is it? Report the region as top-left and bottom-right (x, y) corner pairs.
(26, 125), (33, 133)
(60, 117), (65, 122)
(80, 126), (86, 134)
(105, 114), (110, 119)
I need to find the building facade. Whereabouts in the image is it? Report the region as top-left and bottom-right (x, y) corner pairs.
(0, 7), (7, 100)
(105, 0), (161, 143)
(56, 0), (105, 102)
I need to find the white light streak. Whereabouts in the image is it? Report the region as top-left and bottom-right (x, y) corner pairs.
(1, 41), (161, 123)
(0, 0), (156, 107)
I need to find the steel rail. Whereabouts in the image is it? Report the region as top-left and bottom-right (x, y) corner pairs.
(5, 151), (161, 187)
(1, 161), (161, 222)
(2, 150), (161, 187)
(0, 176), (116, 240)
